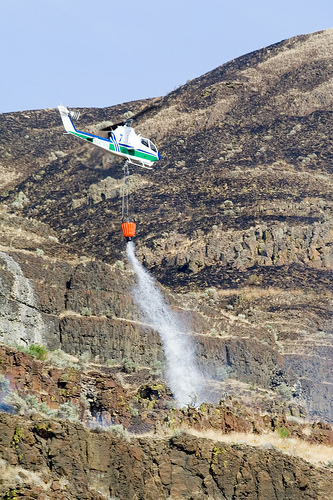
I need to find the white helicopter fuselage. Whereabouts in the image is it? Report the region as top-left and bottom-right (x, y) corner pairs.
(58, 105), (160, 168)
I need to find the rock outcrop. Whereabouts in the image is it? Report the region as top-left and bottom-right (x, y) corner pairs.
(0, 412), (332, 500)
(0, 28), (332, 498)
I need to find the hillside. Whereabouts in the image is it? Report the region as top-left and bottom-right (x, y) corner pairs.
(0, 28), (332, 498)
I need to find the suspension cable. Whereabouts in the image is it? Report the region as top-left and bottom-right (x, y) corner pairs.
(121, 160), (130, 222)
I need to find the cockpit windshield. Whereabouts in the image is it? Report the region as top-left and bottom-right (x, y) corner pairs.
(149, 141), (157, 152)
(141, 137), (157, 153)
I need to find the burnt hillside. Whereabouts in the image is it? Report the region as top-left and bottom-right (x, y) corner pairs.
(0, 29), (332, 499)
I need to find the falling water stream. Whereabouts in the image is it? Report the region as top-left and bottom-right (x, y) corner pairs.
(126, 241), (203, 407)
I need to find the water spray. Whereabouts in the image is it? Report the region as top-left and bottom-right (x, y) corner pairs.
(126, 241), (203, 407)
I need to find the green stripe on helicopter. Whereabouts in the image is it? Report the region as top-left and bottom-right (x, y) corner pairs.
(70, 131), (157, 161)
(119, 145), (157, 162)
(69, 131), (116, 151)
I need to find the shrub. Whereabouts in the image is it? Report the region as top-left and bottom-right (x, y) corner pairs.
(203, 288), (218, 300)
(27, 343), (48, 360)
(276, 383), (293, 399)
(78, 351), (91, 368)
(215, 365), (232, 380)
(11, 191), (29, 209)
(4, 392), (51, 416)
(106, 359), (118, 366)
(25, 394), (51, 415)
(81, 307), (92, 316)
(4, 392), (27, 415)
(128, 403), (139, 417)
(106, 424), (130, 441)
(122, 358), (138, 374)
(4, 390), (79, 421)
(247, 274), (263, 286)
(15, 343), (48, 361)
(150, 360), (165, 378)
(171, 428), (189, 439)
(276, 426), (290, 439)
(53, 401), (79, 421)
(0, 374), (9, 393)
(47, 349), (80, 370)
(114, 260), (124, 270)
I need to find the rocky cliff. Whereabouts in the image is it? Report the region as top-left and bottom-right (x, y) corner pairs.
(0, 28), (332, 498)
(0, 412), (332, 500)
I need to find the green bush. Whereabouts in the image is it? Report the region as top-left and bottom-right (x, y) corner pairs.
(114, 260), (124, 270)
(27, 343), (48, 360)
(11, 191), (29, 209)
(25, 394), (51, 414)
(276, 426), (290, 439)
(15, 343), (48, 361)
(81, 307), (92, 316)
(106, 359), (118, 366)
(122, 358), (138, 374)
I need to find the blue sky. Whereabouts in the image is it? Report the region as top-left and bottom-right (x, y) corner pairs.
(0, 0), (332, 113)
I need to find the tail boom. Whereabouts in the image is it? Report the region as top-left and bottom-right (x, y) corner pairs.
(58, 105), (76, 133)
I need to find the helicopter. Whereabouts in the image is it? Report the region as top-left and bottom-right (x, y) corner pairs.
(58, 105), (160, 169)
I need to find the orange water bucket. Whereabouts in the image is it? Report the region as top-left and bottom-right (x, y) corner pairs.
(122, 221), (136, 238)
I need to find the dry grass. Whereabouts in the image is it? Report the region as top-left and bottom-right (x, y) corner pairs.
(0, 225), (46, 245)
(0, 241), (85, 267)
(0, 207), (86, 265)
(0, 169), (21, 190)
(272, 80), (333, 116)
(214, 286), (289, 300)
(140, 96), (237, 141)
(185, 429), (333, 466)
(241, 29), (333, 91)
(0, 458), (52, 491)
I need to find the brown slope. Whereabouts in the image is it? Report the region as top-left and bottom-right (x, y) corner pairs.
(1, 30), (332, 269)
(0, 29), (332, 420)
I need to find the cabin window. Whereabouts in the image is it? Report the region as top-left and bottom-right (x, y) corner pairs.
(149, 141), (157, 152)
(141, 138), (149, 147)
